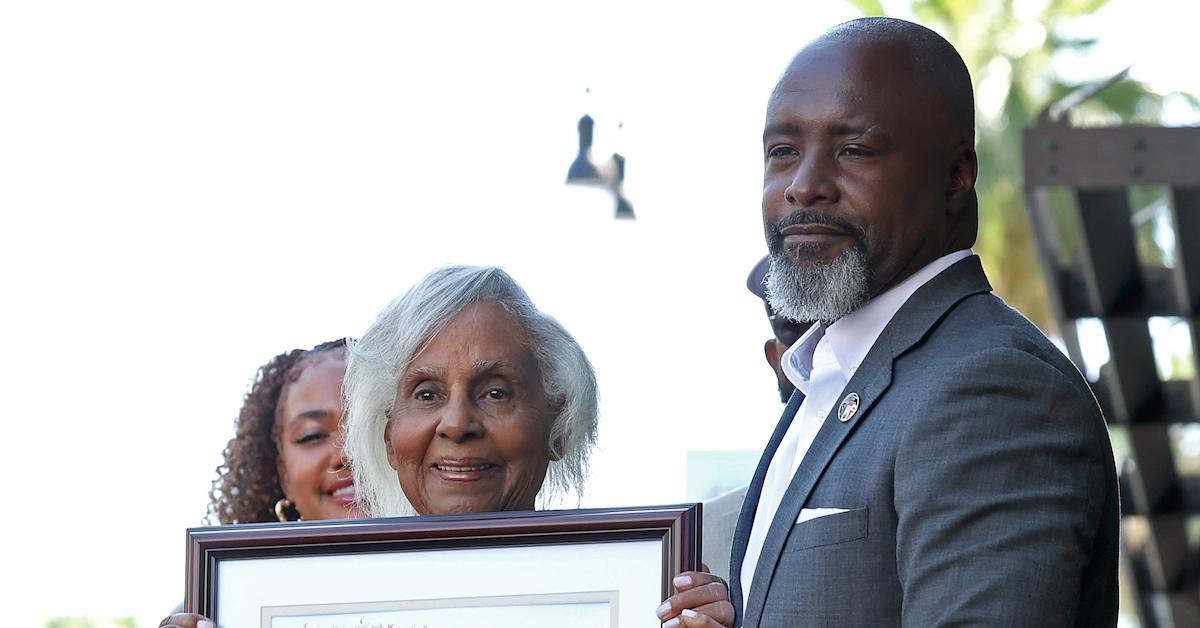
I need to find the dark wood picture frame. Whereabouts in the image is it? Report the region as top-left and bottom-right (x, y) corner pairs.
(186, 503), (701, 624)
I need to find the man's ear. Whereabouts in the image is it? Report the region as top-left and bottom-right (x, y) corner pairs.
(383, 412), (400, 471)
(764, 338), (782, 373)
(946, 142), (978, 216)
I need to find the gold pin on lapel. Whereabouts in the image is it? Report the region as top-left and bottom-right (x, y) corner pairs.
(838, 392), (860, 423)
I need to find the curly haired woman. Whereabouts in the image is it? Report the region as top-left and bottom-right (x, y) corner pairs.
(208, 338), (363, 524)
(162, 339), (364, 628)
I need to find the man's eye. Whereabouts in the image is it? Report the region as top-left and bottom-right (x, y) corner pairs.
(415, 389), (437, 402)
(840, 145), (873, 158)
(767, 145), (798, 158)
(486, 387), (509, 400)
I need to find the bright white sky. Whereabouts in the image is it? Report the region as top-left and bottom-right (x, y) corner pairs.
(1, 1), (1197, 626)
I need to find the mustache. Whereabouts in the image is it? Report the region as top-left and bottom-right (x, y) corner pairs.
(767, 210), (867, 254)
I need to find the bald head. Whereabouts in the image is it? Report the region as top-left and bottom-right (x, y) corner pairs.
(761, 17), (980, 317)
(776, 18), (975, 148)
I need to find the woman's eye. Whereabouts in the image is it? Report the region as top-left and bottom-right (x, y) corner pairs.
(486, 387), (509, 400)
(415, 389), (437, 402)
(295, 432), (325, 445)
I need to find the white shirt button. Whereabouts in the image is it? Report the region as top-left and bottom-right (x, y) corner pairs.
(849, 366), (858, 375)
(816, 408), (828, 418)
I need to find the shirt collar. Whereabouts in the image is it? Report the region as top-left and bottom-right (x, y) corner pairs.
(780, 249), (973, 389)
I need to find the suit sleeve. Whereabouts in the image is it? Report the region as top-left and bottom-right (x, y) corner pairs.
(893, 346), (1112, 627)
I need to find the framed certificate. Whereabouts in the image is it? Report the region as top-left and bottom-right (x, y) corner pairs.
(185, 503), (701, 628)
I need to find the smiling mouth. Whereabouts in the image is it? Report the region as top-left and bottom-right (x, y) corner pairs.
(330, 484), (355, 498)
(435, 463), (496, 472)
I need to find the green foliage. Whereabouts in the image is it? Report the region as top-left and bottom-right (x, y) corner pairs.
(1169, 351), (1196, 381)
(858, 0), (1197, 332)
(846, 0), (886, 15)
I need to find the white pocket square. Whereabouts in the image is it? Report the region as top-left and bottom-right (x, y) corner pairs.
(797, 507), (850, 524)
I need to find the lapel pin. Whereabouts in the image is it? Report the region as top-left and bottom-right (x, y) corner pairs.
(838, 392), (860, 423)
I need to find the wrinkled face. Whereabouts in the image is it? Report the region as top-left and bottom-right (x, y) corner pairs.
(762, 40), (957, 308)
(386, 301), (555, 515)
(276, 354), (362, 521)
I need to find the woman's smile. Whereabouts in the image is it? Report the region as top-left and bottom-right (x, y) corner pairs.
(432, 458), (500, 481)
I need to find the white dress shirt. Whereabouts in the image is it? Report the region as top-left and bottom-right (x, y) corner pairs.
(740, 249), (972, 608)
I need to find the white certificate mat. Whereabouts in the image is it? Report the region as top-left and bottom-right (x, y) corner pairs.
(216, 540), (662, 628)
(262, 590), (617, 628)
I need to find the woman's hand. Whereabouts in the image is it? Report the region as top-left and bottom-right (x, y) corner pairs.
(158, 613), (214, 628)
(655, 565), (735, 627)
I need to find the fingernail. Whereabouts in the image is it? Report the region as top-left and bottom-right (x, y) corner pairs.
(198, 621), (215, 628)
(682, 609), (699, 618)
(655, 601), (672, 619)
(673, 574), (693, 589)
(663, 618), (681, 628)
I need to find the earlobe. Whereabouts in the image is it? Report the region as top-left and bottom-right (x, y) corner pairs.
(764, 339), (782, 373)
(383, 414), (400, 471)
(946, 143), (978, 215)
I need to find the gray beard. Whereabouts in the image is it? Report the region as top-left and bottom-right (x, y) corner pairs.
(765, 244), (870, 324)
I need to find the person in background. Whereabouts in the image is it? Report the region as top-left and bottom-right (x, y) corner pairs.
(161, 339), (362, 628)
(209, 338), (361, 523)
(746, 255), (813, 404)
(701, 257), (814, 583)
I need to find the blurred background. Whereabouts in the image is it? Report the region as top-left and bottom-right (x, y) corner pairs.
(2, 0), (1197, 626)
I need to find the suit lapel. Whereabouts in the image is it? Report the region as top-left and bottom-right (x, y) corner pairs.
(740, 352), (894, 626)
(729, 389), (804, 623)
(739, 255), (993, 627)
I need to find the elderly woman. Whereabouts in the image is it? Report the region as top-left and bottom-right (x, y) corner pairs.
(345, 265), (598, 517)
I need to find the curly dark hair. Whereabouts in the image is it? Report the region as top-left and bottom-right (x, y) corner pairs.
(207, 339), (348, 524)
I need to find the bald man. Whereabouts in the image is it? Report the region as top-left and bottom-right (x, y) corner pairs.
(657, 18), (1118, 628)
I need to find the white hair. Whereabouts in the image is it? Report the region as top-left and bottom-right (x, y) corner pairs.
(766, 244), (870, 324)
(344, 265), (599, 517)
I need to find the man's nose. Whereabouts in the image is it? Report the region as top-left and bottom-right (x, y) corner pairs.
(784, 154), (838, 207)
(436, 396), (483, 443)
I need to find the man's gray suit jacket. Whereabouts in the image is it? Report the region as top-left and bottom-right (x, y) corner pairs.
(729, 256), (1119, 627)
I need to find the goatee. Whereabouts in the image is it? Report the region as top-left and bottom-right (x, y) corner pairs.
(765, 211), (871, 324)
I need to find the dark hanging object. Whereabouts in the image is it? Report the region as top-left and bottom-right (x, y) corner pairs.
(610, 153), (635, 220)
(566, 114), (601, 184)
(565, 112), (636, 220)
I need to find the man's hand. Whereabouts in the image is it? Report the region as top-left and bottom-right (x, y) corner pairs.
(655, 564), (735, 627)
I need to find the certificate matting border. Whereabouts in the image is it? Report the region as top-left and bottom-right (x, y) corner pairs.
(185, 504), (701, 622)
(260, 590), (619, 628)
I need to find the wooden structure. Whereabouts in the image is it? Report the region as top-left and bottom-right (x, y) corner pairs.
(1024, 95), (1200, 627)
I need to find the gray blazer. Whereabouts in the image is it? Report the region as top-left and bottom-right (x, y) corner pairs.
(729, 256), (1119, 627)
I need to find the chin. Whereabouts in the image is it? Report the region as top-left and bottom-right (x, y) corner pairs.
(785, 242), (846, 264)
(430, 499), (494, 516)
